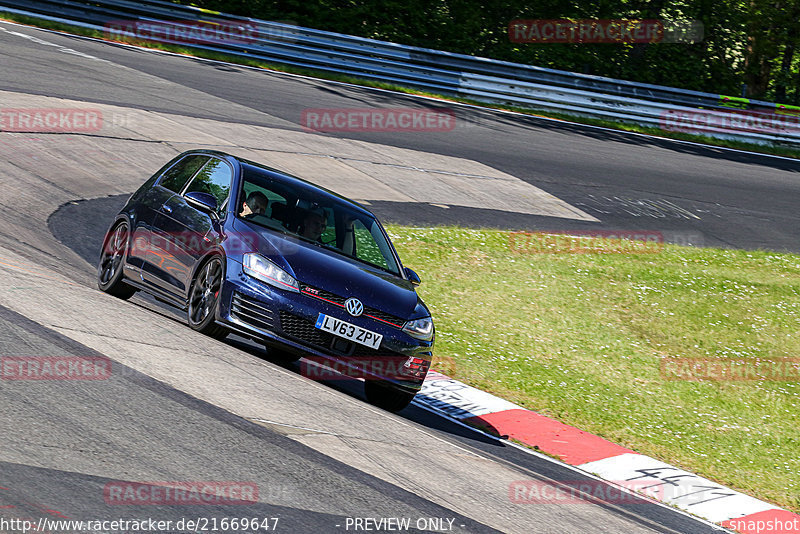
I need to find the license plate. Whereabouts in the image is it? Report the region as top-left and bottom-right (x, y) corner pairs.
(315, 313), (382, 349)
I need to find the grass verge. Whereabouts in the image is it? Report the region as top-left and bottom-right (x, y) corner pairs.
(387, 224), (800, 513)
(3, 9), (798, 509)
(2, 11), (800, 160)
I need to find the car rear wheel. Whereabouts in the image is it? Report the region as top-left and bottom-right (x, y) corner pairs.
(364, 380), (416, 412)
(97, 221), (136, 299)
(187, 256), (228, 338)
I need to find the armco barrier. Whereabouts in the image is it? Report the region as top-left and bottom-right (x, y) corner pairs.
(1, 0), (798, 146)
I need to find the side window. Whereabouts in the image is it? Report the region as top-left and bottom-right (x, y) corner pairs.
(158, 155), (209, 193)
(241, 185), (285, 218)
(184, 158), (233, 210)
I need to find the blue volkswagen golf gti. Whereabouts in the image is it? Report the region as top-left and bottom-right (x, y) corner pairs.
(97, 150), (434, 411)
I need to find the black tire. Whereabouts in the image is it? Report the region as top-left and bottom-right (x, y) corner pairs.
(364, 380), (416, 412)
(187, 256), (229, 338)
(97, 221), (136, 299)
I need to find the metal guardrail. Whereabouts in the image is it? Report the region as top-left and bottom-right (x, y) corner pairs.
(2, 0), (799, 146)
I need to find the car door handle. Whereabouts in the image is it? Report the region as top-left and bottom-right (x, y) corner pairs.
(162, 204), (173, 214)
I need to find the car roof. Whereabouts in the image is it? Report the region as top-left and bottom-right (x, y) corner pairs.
(180, 149), (375, 218)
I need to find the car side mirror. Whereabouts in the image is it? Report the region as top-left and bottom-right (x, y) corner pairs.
(404, 267), (421, 286)
(185, 191), (219, 216)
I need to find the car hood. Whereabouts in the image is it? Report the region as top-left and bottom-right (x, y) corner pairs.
(228, 218), (424, 319)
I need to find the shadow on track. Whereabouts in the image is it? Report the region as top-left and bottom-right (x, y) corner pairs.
(48, 194), (502, 447)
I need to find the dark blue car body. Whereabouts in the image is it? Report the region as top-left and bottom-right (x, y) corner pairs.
(98, 150), (434, 411)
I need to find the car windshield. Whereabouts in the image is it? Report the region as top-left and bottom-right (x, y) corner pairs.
(237, 165), (401, 275)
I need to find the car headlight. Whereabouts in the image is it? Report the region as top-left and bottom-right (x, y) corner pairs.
(243, 253), (299, 292)
(402, 316), (434, 341)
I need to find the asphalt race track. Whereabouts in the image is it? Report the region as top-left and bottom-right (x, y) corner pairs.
(3, 23), (800, 251)
(1, 19), (795, 534)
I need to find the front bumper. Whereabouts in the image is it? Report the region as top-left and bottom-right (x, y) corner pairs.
(216, 260), (433, 392)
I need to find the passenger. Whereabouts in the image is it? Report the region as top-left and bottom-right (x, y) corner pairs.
(240, 191), (268, 218)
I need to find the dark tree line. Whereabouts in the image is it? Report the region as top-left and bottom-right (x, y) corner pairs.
(182, 0), (800, 103)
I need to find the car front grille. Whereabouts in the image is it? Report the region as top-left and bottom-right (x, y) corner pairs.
(279, 311), (408, 355)
(279, 311), (331, 347)
(278, 311), (426, 379)
(231, 292), (276, 332)
(299, 284), (405, 328)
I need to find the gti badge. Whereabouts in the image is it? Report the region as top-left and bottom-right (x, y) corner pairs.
(345, 297), (363, 317)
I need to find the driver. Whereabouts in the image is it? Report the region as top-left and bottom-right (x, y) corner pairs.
(299, 209), (327, 241)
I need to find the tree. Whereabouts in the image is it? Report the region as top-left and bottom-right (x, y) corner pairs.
(176, 0), (799, 102)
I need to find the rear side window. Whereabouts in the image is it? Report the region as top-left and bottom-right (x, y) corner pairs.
(184, 158), (233, 209)
(158, 154), (209, 193)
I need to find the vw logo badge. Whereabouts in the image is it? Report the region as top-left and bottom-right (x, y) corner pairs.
(345, 297), (363, 317)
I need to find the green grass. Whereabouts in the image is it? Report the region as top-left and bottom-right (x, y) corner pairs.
(3, 11), (800, 160)
(387, 225), (800, 513)
(4, 9), (799, 509)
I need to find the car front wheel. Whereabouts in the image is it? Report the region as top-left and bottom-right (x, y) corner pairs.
(97, 221), (136, 299)
(187, 256), (228, 339)
(364, 380), (416, 412)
